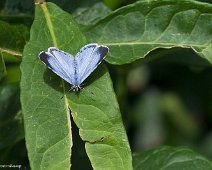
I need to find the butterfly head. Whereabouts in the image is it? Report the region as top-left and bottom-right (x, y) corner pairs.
(71, 85), (83, 92)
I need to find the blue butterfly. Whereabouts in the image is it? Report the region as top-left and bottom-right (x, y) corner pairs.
(39, 43), (109, 92)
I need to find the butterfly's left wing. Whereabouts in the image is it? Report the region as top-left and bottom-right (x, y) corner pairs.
(75, 43), (109, 84)
(39, 47), (77, 85)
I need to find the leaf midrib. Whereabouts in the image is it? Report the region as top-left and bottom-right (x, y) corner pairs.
(39, 2), (72, 167)
(39, 3), (68, 95)
(40, 3), (58, 47)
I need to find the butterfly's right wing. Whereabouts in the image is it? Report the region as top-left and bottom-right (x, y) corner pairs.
(75, 44), (109, 84)
(39, 47), (77, 85)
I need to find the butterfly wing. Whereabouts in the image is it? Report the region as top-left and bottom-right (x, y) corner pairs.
(39, 47), (77, 85)
(75, 43), (109, 84)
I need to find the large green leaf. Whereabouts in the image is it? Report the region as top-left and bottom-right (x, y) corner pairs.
(20, 2), (83, 169)
(21, 2), (132, 170)
(133, 146), (212, 170)
(84, 0), (212, 64)
(69, 64), (132, 170)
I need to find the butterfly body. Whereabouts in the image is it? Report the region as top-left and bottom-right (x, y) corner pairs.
(39, 43), (109, 92)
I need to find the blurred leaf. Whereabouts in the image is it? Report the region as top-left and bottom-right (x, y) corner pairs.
(85, 0), (212, 65)
(0, 84), (23, 149)
(0, 0), (34, 25)
(48, 0), (101, 14)
(103, 0), (125, 10)
(0, 83), (20, 120)
(127, 65), (150, 93)
(21, 2), (132, 170)
(0, 53), (6, 80)
(49, 0), (99, 13)
(131, 89), (165, 150)
(200, 133), (212, 159)
(161, 93), (200, 137)
(72, 2), (111, 25)
(0, 140), (29, 167)
(198, 0), (212, 5)
(132, 146), (212, 170)
(0, 111), (24, 149)
(0, 20), (29, 63)
(3, 65), (21, 84)
(1, 0), (33, 13)
(49, 0), (111, 25)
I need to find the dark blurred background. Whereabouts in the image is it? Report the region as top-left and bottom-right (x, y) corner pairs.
(0, 0), (211, 169)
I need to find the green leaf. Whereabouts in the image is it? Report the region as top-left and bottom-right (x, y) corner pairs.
(69, 64), (132, 170)
(21, 2), (132, 170)
(72, 1), (111, 25)
(0, 84), (23, 149)
(20, 2), (84, 169)
(0, 54), (6, 80)
(50, 0), (111, 25)
(161, 93), (200, 137)
(132, 146), (212, 170)
(0, 20), (29, 63)
(0, 110), (24, 149)
(0, 0), (33, 13)
(103, 0), (125, 10)
(85, 0), (212, 64)
(3, 65), (21, 84)
(0, 0), (34, 25)
(0, 140), (28, 166)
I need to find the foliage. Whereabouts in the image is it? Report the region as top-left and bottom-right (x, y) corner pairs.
(0, 0), (212, 170)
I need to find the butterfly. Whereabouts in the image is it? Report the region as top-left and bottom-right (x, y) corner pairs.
(39, 43), (109, 92)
